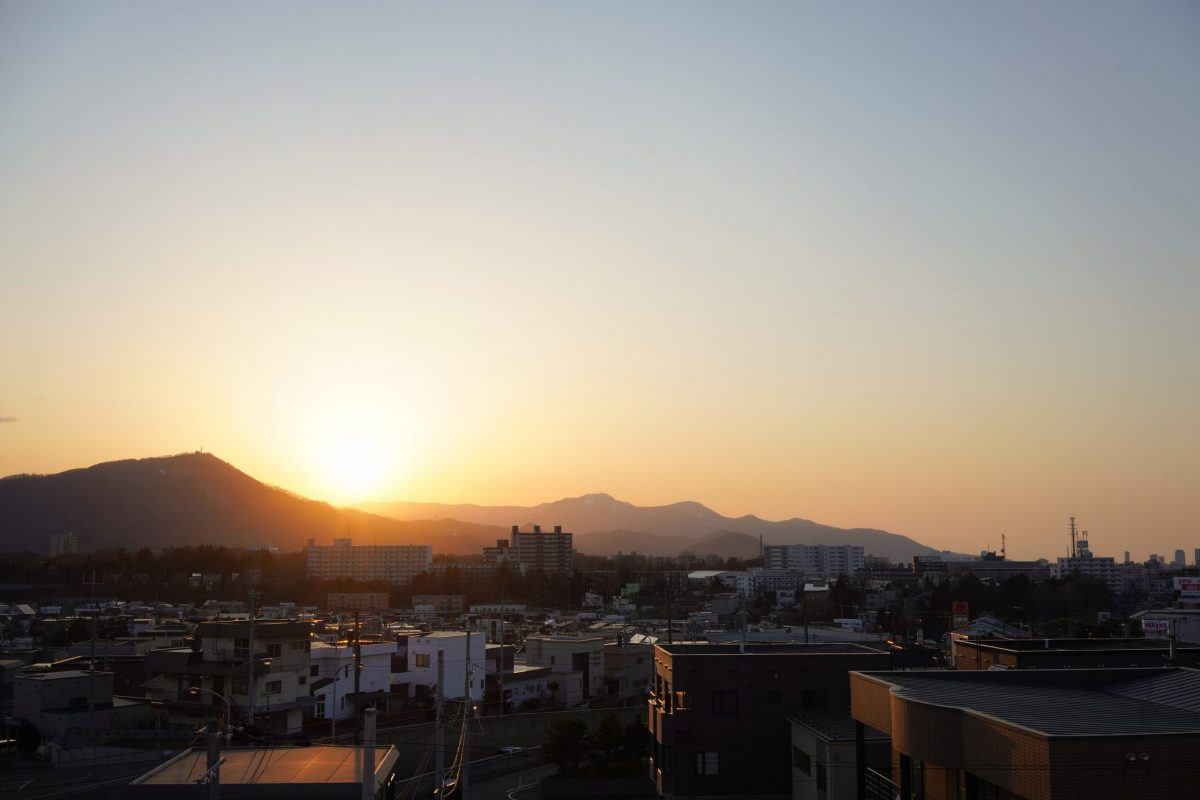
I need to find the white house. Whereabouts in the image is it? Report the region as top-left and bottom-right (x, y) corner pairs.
(407, 631), (486, 702)
(309, 640), (393, 725)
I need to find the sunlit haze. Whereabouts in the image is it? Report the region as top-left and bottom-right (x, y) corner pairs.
(2, 2), (1197, 559)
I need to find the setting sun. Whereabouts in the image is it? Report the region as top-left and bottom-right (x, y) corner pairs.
(321, 435), (385, 502)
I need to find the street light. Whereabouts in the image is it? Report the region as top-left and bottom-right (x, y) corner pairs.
(190, 656), (271, 745)
(189, 686), (233, 745)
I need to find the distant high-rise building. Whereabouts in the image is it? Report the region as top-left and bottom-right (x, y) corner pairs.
(48, 531), (78, 557)
(1175, 549), (1187, 567)
(1124, 550), (1131, 564)
(484, 525), (573, 574)
(762, 543), (865, 579)
(1194, 548), (1200, 567)
(305, 538), (431, 584)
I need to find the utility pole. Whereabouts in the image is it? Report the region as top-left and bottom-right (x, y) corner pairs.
(206, 725), (222, 800)
(435, 650), (445, 795)
(360, 708), (376, 800)
(462, 632), (471, 799)
(247, 590), (258, 727)
(497, 615), (505, 715)
(353, 610), (362, 745)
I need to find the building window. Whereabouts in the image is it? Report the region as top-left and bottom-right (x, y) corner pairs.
(801, 689), (828, 709)
(315, 697), (325, 717)
(265, 680), (282, 695)
(674, 690), (690, 710)
(695, 751), (719, 775)
(311, 665), (320, 677)
(793, 747), (811, 774)
(298, 675), (306, 686)
(266, 643), (283, 659)
(234, 638), (250, 660)
(711, 690), (738, 716)
(415, 653), (430, 668)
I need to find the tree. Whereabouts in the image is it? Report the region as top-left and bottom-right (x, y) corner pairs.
(543, 717), (588, 773)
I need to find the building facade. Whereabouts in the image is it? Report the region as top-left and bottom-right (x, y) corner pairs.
(648, 642), (890, 799)
(306, 539), (432, 585)
(762, 544), (865, 579)
(485, 525), (574, 574)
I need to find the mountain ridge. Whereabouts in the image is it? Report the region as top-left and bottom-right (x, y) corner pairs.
(1, 454), (944, 562)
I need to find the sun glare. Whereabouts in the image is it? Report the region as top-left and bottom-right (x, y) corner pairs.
(322, 435), (384, 501)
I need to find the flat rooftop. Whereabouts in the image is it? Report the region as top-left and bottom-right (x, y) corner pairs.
(858, 668), (1200, 737)
(658, 642), (885, 656)
(133, 746), (396, 785)
(961, 637), (1200, 653)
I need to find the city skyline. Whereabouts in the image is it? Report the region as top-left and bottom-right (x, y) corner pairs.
(2, 3), (1198, 561)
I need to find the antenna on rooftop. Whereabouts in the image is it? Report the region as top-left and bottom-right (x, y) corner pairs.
(1069, 516), (1078, 559)
(1001, 534), (1006, 560)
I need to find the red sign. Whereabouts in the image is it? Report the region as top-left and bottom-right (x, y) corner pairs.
(951, 600), (969, 629)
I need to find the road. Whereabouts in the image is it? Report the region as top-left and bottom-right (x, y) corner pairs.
(460, 763), (557, 800)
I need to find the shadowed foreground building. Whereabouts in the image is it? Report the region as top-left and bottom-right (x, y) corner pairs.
(648, 642), (889, 799)
(128, 745), (399, 800)
(850, 667), (1200, 800)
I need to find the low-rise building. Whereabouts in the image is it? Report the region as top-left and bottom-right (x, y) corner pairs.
(851, 667), (1200, 800)
(406, 631), (486, 702)
(950, 636), (1200, 671)
(602, 642), (653, 701)
(13, 668), (150, 746)
(523, 635), (604, 706)
(142, 619), (314, 735)
(648, 642), (890, 799)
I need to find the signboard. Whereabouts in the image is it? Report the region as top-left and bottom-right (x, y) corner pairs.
(951, 600), (969, 629)
(1142, 618), (1170, 638)
(1174, 578), (1200, 599)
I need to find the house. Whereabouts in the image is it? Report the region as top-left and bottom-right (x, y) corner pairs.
(602, 642), (653, 701)
(308, 639), (396, 731)
(406, 631), (486, 701)
(523, 635), (604, 706)
(142, 620), (314, 735)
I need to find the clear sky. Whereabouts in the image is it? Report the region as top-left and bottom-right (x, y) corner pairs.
(2, 2), (1197, 560)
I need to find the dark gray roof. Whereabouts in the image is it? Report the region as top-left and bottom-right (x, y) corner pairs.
(659, 642), (885, 656)
(790, 710), (888, 742)
(874, 670), (1200, 737)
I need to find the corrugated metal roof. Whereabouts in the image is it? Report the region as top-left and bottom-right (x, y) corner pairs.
(880, 671), (1200, 736)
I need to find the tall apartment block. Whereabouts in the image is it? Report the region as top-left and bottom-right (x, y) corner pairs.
(762, 543), (865, 579)
(484, 524), (573, 574)
(305, 538), (432, 585)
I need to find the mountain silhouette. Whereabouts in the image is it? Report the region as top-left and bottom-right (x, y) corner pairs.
(0, 453), (506, 556)
(361, 493), (942, 561)
(0, 454), (944, 562)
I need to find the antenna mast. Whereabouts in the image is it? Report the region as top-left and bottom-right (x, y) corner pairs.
(1069, 516), (1078, 559)
(1001, 534), (1006, 560)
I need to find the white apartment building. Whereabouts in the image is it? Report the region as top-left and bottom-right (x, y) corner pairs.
(309, 640), (394, 725)
(406, 631), (486, 702)
(762, 544), (865, 579)
(484, 525), (574, 574)
(306, 538), (432, 585)
(1050, 540), (1121, 593)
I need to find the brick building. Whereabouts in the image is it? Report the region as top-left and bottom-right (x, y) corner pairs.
(851, 667), (1200, 800)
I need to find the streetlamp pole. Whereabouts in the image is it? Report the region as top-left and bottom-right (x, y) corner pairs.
(190, 686), (234, 746)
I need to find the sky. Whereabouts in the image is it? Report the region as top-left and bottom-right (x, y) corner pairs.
(1, 2), (1197, 560)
